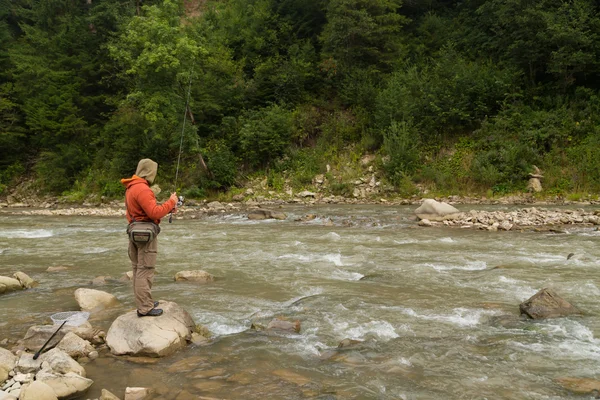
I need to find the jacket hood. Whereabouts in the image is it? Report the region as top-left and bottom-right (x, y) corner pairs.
(120, 175), (147, 188)
(135, 158), (158, 184)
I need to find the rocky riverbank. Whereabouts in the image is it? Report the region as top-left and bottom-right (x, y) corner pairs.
(1, 191), (600, 231)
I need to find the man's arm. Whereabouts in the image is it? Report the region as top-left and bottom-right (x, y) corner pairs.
(137, 188), (177, 220)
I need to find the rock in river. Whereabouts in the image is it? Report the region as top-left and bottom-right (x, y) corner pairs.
(174, 270), (214, 284)
(519, 288), (582, 319)
(74, 288), (119, 312)
(105, 301), (197, 357)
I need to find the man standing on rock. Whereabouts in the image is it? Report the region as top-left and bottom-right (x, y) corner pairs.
(121, 158), (178, 317)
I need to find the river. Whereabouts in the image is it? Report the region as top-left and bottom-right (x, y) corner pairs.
(1, 205), (599, 399)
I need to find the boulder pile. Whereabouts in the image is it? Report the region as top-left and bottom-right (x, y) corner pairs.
(0, 273), (35, 295)
(415, 199), (600, 230)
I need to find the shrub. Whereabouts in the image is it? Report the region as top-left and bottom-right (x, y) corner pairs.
(381, 121), (420, 187)
(239, 104), (294, 168)
(203, 140), (238, 189)
(376, 46), (519, 137)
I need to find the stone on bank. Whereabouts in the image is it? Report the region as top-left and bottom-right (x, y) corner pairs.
(414, 199), (461, 222)
(106, 301), (206, 357)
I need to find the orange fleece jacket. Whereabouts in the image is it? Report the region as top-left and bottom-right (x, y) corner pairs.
(121, 176), (176, 224)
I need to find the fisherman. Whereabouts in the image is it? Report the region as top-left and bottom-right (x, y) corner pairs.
(121, 158), (178, 317)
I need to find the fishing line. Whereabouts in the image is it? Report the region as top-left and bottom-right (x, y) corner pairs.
(169, 73), (193, 223)
(174, 73), (193, 190)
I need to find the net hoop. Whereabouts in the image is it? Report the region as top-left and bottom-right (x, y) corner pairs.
(50, 311), (90, 327)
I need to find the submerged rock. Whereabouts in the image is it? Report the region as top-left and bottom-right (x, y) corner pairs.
(266, 318), (301, 333)
(105, 301), (196, 357)
(414, 199), (461, 221)
(519, 288), (582, 319)
(556, 377), (600, 395)
(174, 270), (214, 283)
(74, 288), (119, 312)
(247, 209), (287, 220)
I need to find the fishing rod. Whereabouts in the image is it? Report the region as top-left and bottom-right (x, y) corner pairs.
(169, 74), (193, 223)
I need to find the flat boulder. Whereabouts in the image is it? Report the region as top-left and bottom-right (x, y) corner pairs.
(519, 288), (582, 319)
(105, 301), (196, 357)
(174, 270), (214, 284)
(414, 199), (461, 221)
(74, 288), (119, 312)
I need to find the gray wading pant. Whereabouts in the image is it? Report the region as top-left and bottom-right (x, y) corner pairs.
(128, 237), (158, 314)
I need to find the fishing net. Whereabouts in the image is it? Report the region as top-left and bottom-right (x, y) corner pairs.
(50, 311), (90, 327)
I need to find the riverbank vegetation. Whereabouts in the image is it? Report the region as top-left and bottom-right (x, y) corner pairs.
(1, 0), (599, 201)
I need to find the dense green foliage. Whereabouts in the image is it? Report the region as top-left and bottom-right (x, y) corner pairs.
(1, 0), (600, 198)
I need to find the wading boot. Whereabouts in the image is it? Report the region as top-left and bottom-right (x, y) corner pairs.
(137, 308), (163, 317)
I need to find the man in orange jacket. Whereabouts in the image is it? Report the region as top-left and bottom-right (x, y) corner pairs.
(121, 159), (178, 317)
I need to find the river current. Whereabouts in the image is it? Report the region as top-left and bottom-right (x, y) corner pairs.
(1, 205), (600, 399)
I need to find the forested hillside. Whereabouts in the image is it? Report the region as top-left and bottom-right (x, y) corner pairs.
(1, 0), (599, 200)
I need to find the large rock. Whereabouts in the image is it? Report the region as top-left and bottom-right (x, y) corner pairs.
(414, 199), (461, 221)
(40, 348), (86, 377)
(0, 277), (22, 294)
(56, 332), (94, 360)
(519, 288), (582, 319)
(105, 301), (196, 357)
(174, 270), (214, 284)
(74, 288), (119, 312)
(19, 381), (58, 400)
(247, 209), (287, 220)
(35, 370), (93, 399)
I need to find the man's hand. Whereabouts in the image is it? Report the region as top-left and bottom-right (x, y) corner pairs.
(169, 192), (178, 211)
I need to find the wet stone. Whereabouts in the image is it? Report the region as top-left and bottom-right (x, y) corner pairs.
(192, 380), (223, 392)
(167, 356), (208, 373)
(272, 369), (311, 386)
(189, 368), (226, 380)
